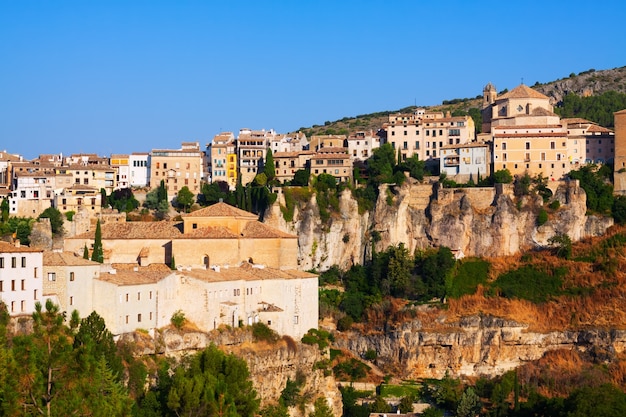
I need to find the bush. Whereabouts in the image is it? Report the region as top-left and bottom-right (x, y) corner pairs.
(448, 259), (490, 298)
(336, 316), (353, 331)
(170, 310), (186, 329)
(492, 266), (566, 303)
(537, 209), (548, 226)
(252, 322), (280, 343)
(364, 349), (377, 361)
(549, 200), (561, 210)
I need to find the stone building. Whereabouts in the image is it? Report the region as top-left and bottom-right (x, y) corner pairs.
(149, 142), (204, 199)
(0, 241), (43, 316)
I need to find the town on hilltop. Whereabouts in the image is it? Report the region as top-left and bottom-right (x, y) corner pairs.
(1, 83), (626, 340)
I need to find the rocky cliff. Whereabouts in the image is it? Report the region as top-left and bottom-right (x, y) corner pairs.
(333, 314), (626, 380)
(264, 179), (613, 271)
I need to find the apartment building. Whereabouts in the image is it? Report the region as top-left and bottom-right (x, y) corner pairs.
(110, 154), (131, 190)
(149, 142), (203, 198)
(237, 129), (276, 185)
(269, 132), (308, 154)
(309, 134), (346, 151)
(562, 118), (615, 165)
(9, 171), (57, 217)
(310, 147), (352, 183)
(0, 241), (43, 316)
(440, 142), (490, 180)
(0, 150), (23, 194)
(384, 109), (476, 162)
(67, 164), (117, 195)
(346, 131), (380, 161)
(128, 153), (150, 187)
(54, 185), (102, 218)
(481, 84), (569, 180)
(205, 132), (237, 189)
(273, 151), (315, 184)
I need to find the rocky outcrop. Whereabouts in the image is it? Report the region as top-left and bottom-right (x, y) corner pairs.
(333, 315), (626, 380)
(120, 328), (342, 417)
(264, 179), (612, 271)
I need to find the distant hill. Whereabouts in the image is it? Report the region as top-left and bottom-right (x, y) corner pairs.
(296, 66), (626, 137)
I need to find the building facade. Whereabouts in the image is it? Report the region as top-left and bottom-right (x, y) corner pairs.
(0, 242), (43, 316)
(149, 142), (203, 198)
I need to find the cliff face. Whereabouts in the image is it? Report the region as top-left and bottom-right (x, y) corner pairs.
(333, 315), (626, 380)
(264, 179), (613, 271)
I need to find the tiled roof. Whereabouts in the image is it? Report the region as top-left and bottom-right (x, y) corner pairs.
(615, 109), (626, 115)
(182, 202), (257, 219)
(242, 221), (296, 239)
(587, 124), (613, 133)
(498, 84), (549, 100)
(530, 107), (557, 117)
(561, 117), (594, 125)
(182, 264), (316, 283)
(97, 263), (174, 285)
(43, 251), (99, 266)
(71, 221), (184, 240)
(183, 226), (238, 238)
(0, 241), (43, 253)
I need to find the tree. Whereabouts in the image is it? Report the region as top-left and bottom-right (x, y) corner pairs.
(264, 148), (276, 181)
(292, 169), (310, 186)
(38, 206), (64, 235)
(91, 220), (104, 263)
(158, 180), (168, 204)
(107, 188), (139, 213)
(166, 345), (259, 417)
(73, 311), (123, 381)
(175, 186), (194, 213)
(83, 244), (89, 259)
(548, 233), (572, 260)
(1, 198), (10, 222)
(456, 387), (481, 417)
(493, 169), (513, 184)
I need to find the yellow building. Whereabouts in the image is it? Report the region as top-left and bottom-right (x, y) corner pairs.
(149, 142), (203, 199)
(481, 84), (569, 180)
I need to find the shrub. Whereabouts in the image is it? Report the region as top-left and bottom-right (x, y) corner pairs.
(537, 208), (548, 226)
(549, 200), (561, 210)
(252, 322), (280, 343)
(337, 316), (353, 331)
(364, 349), (377, 361)
(448, 259), (490, 298)
(492, 266), (566, 303)
(170, 310), (186, 329)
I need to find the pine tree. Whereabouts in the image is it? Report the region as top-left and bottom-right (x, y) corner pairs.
(91, 220), (104, 263)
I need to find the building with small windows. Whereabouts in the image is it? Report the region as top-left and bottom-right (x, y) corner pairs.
(237, 129), (276, 185)
(9, 171), (57, 217)
(562, 118), (615, 165)
(384, 109), (475, 163)
(110, 154), (131, 190)
(273, 151), (315, 184)
(347, 131), (380, 161)
(42, 251), (100, 318)
(310, 147), (353, 183)
(269, 132), (308, 154)
(206, 132), (238, 189)
(129, 153), (150, 187)
(0, 242), (43, 316)
(53, 185), (102, 220)
(149, 142), (204, 198)
(439, 142), (490, 180)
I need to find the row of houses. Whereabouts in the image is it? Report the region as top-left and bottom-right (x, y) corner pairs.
(0, 203), (318, 339)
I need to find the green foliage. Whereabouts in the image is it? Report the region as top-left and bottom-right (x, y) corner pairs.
(74, 311), (124, 381)
(107, 188), (140, 213)
(0, 198), (8, 222)
(301, 328), (333, 351)
(260, 402), (289, 417)
(166, 345), (259, 417)
(170, 310), (186, 329)
(336, 315), (354, 331)
(537, 208), (548, 226)
(309, 397), (334, 417)
(264, 148), (276, 181)
(292, 168), (310, 186)
(493, 169), (513, 184)
(280, 378), (302, 407)
(569, 164), (613, 214)
(175, 186), (195, 213)
(548, 233), (573, 260)
(64, 210), (75, 221)
(91, 220), (104, 263)
(38, 206), (64, 235)
(281, 186), (312, 222)
(422, 373), (463, 412)
(364, 349), (377, 361)
(612, 195), (626, 223)
(549, 200), (561, 210)
(493, 265), (566, 303)
(456, 387), (481, 417)
(555, 90), (626, 127)
(448, 259), (490, 299)
(333, 358), (369, 381)
(251, 322), (280, 343)
(200, 180), (231, 206)
(83, 244), (89, 259)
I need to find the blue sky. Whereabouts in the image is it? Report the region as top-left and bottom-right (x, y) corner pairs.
(1, 0), (625, 159)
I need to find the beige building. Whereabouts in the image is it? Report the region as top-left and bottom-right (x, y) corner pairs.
(440, 142), (490, 181)
(67, 164), (117, 195)
(0, 242), (43, 316)
(205, 132), (238, 189)
(562, 118), (615, 165)
(309, 135), (346, 151)
(384, 109), (475, 162)
(54, 185), (102, 220)
(110, 154), (131, 190)
(311, 147), (353, 183)
(149, 142), (203, 198)
(43, 251), (100, 318)
(237, 129), (276, 185)
(347, 131), (380, 161)
(273, 151), (315, 184)
(481, 84), (569, 180)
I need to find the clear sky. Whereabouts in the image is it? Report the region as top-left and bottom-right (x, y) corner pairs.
(1, 0), (625, 159)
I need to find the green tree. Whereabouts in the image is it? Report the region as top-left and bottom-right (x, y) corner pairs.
(166, 345), (259, 417)
(73, 311), (123, 381)
(91, 220), (104, 263)
(493, 169), (513, 184)
(158, 180), (168, 204)
(83, 244), (89, 259)
(143, 188), (160, 210)
(612, 195), (626, 224)
(264, 148), (276, 181)
(456, 387), (481, 417)
(0, 198), (9, 222)
(175, 186), (195, 213)
(548, 233), (573, 260)
(38, 206), (64, 235)
(292, 169), (310, 186)
(107, 188), (139, 213)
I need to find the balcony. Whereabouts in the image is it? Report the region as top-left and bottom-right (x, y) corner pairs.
(444, 157), (460, 166)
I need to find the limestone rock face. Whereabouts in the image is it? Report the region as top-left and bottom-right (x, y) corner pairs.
(333, 315), (626, 380)
(265, 180), (611, 269)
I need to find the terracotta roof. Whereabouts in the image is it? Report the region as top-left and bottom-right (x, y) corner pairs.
(493, 125), (564, 130)
(587, 124), (613, 133)
(70, 221), (184, 240)
(530, 107), (557, 117)
(494, 132), (567, 138)
(182, 202), (257, 219)
(241, 221), (296, 239)
(561, 117), (595, 125)
(498, 84), (549, 100)
(0, 241), (42, 253)
(615, 109), (626, 115)
(181, 264), (316, 283)
(97, 263), (174, 286)
(183, 225), (238, 238)
(43, 251), (100, 266)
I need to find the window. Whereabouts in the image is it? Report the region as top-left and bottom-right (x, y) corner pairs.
(150, 291), (153, 300)
(126, 293), (129, 302)
(70, 272), (75, 281)
(192, 223), (197, 229)
(137, 314), (142, 322)
(0, 281), (2, 291)
(550, 141), (555, 149)
(70, 296), (73, 306)
(11, 280), (15, 291)
(294, 315), (299, 324)
(125, 315), (129, 324)
(0, 258), (3, 268)
(150, 312), (153, 320)
(11, 257), (16, 268)
(34, 289), (37, 299)
(391, 131), (395, 136)
(502, 142), (507, 150)
(138, 292), (141, 301)
(48, 272), (56, 281)
(403, 130), (407, 136)
(21, 280), (25, 290)
(21, 301), (25, 312)
(525, 142), (530, 150)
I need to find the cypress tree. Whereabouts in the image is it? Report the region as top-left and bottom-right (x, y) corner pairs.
(83, 244), (89, 260)
(264, 148), (276, 181)
(91, 220), (104, 263)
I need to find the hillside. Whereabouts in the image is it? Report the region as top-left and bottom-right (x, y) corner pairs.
(296, 66), (626, 137)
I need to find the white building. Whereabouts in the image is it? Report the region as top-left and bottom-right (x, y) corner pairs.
(440, 143), (490, 181)
(129, 153), (150, 188)
(347, 131), (380, 161)
(0, 242), (43, 316)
